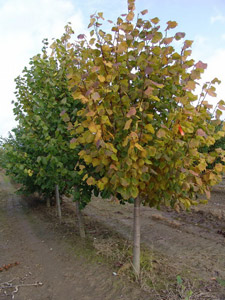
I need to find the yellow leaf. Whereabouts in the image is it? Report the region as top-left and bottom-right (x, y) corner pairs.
(86, 111), (96, 117)
(92, 158), (100, 167)
(215, 163), (223, 173)
(101, 177), (108, 185)
(166, 21), (178, 29)
(121, 178), (130, 187)
(207, 88), (217, 97)
(124, 119), (132, 130)
(88, 17), (95, 28)
(92, 92), (100, 101)
(98, 12), (104, 19)
(97, 181), (105, 190)
(156, 129), (166, 138)
(27, 169), (33, 177)
(101, 115), (112, 126)
(106, 143), (117, 153)
(103, 61), (113, 68)
(76, 126), (84, 134)
(94, 129), (102, 142)
(102, 157), (110, 166)
(141, 9), (148, 15)
(130, 132), (138, 140)
(87, 177), (96, 185)
(147, 146), (157, 157)
(184, 81), (196, 91)
(130, 186), (139, 198)
(151, 17), (160, 24)
(142, 134), (153, 142)
(131, 152), (138, 161)
(135, 143), (144, 151)
(138, 159), (145, 167)
(78, 150), (86, 157)
(126, 11), (134, 21)
(150, 95), (160, 102)
(147, 114), (153, 120)
(88, 122), (97, 133)
(111, 154), (118, 161)
(91, 66), (100, 72)
(83, 174), (88, 181)
(140, 149), (147, 158)
(122, 136), (129, 147)
(72, 93), (89, 103)
(117, 42), (128, 53)
(85, 132), (95, 143)
(144, 124), (155, 134)
(97, 177), (109, 190)
(83, 155), (92, 164)
(98, 75), (105, 82)
(140, 182), (145, 190)
(102, 45), (110, 52)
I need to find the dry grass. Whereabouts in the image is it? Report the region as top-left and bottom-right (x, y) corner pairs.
(91, 230), (223, 300)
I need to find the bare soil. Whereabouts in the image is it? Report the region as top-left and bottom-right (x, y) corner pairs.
(0, 172), (149, 300)
(1, 170), (225, 299)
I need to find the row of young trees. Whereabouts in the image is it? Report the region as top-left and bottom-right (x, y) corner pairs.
(1, 0), (225, 275)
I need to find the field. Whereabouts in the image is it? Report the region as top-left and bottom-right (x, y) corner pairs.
(0, 171), (225, 299)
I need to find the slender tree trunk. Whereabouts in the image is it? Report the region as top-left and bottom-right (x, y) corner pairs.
(46, 197), (50, 208)
(74, 186), (85, 238)
(55, 184), (62, 222)
(133, 196), (141, 276)
(75, 199), (86, 238)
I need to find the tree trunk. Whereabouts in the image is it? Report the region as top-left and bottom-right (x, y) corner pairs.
(133, 196), (141, 276)
(75, 199), (86, 238)
(55, 184), (62, 222)
(46, 197), (50, 208)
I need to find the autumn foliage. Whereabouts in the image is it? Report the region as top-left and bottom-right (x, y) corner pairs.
(1, 0), (225, 276)
(59, 1), (225, 210)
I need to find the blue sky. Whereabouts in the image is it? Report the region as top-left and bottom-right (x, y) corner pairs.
(1, 0), (225, 137)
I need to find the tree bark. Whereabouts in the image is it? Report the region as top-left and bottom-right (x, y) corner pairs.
(133, 196), (141, 276)
(55, 184), (62, 222)
(75, 199), (86, 238)
(46, 197), (50, 208)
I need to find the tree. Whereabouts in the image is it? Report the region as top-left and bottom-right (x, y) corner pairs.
(3, 38), (97, 236)
(61, 0), (225, 274)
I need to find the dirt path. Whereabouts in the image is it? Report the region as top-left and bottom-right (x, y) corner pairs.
(0, 173), (149, 300)
(1, 171), (225, 299)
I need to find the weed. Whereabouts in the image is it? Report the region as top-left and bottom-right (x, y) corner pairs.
(176, 275), (193, 300)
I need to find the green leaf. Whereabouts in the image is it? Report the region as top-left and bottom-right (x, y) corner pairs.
(130, 186), (139, 198)
(111, 154), (118, 161)
(176, 275), (183, 285)
(70, 138), (78, 149)
(217, 278), (225, 287)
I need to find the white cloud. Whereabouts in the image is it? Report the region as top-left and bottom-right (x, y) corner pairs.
(0, 0), (85, 137)
(210, 14), (225, 24)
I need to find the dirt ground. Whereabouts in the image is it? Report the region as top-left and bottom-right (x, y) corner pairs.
(82, 194), (225, 299)
(0, 172), (149, 300)
(1, 170), (225, 300)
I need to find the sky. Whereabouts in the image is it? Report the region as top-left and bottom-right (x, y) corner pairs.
(1, 0), (225, 137)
